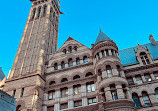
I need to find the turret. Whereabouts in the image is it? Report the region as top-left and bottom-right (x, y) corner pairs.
(92, 30), (135, 111)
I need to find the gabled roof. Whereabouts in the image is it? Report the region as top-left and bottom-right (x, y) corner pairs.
(119, 41), (158, 66)
(95, 30), (112, 44)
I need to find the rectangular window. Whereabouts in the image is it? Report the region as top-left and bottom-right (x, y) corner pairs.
(136, 76), (143, 85)
(127, 77), (134, 85)
(20, 88), (24, 97)
(87, 83), (95, 92)
(73, 85), (81, 95)
(74, 100), (82, 107)
(111, 91), (118, 100)
(48, 90), (55, 100)
(61, 88), (68, 98)
(154, 72), (158, 80)
(144, 74), (152, 82)
(47, 106), (54, 111)
(60, 103), (68, 110)
(88, 97), (96, 105)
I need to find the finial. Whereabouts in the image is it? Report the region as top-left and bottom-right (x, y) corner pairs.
(137, 42), (140, 46)
(100, 27), (102, 32)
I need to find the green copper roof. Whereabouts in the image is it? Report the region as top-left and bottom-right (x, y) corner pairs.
(95, 30), (111, 44)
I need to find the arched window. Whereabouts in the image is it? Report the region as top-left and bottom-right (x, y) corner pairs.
(31, 8), (36, 20)
(63, 49), (66, 54)
(85, 72), (93, 77)
(106, 65), (112, 78)
(98, 69), (102, 80)
(105, 49), (109, 56)
(49, 81), (56, 85)
(54, 63), (58, 71)
(61, 61), (65, 69)
(68, 58), (73, 67)
(76, 58), (80, 65)
(37, 6), (41, 18)
(110, 84), (118, 100)
(68, 46), (72, 53)
(132, 93), (141, 108)
(127, 77), (134, 86)
(111, 49), (114, 56)
(16, 105), (21, 111)
(61, 78), (68, 83)
(83, 56), (88, 63)
(43, 5), (47, 16)
(101, 50), (105, 58)
(140, 52), (150, 65)
(142, 91), (151, 106)
(74, 46), (77, 52)
(144, 73), (152, 82)
(73, 75), (80, 80)
(155, 88), (158, 101)
(116, 65), (121, 77)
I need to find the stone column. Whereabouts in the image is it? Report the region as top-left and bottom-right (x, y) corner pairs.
(99, 52), (103, 58)
(73, 61), (76, 66)
(104, 50), (107, 56)
(102, 71), (107, 79)
(108, 50), (112, 56)
(81, 83), (87, 106)
(54, 89), (60, 111)
(133, 77), (137, 85)
(139, 96), (145, 107)
(104, 87), (112, 101)
(68, 86), (74, 108)
(97, 76), (101, 82)
(58, 65), (61, 70)
(44, 93), (48, 101)
(120, 71), (125, 78)
(112, 69), (118, 76)
(126, 87), (132, 99)
(149, 93), (157, 105)
(116, 84), (124, 99)
(151, 73), (156, 80)
(65, 64), (68, 68)
(80, 59), (84, 64)
(141, 75), (146, 83)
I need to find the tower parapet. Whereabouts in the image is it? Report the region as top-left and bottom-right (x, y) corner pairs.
(92, 30), (135, 111)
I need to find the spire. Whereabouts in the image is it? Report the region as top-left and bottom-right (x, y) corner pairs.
(95, 30), (112, 44)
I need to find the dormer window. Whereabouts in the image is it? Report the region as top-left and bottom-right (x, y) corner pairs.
(140, 52), (150, 65)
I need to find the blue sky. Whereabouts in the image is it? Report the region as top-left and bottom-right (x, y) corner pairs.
(0, 0), (158, 76)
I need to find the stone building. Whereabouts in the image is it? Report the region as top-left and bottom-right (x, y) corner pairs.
(2, 0), (158, 111)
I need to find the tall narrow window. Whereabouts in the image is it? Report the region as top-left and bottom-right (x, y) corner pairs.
(140, 52), (150, 65)
(135, 75), (143, 85)
(111, 49), (114, 56)
(37, 6), (41, 18)
(61, 61), (65, 69)
(54, 63), (58, 71)
(155, 88), (158, 101)
(105, 49), (109, 56)
(61, 87), (68, 98)
(74, 46), (77, 52)
(106, 65), (112, 78)
(20, 88), (24, 98)
(142, 91), (151, 106)
(110, 84), (118, 100)
(101, 50), (105, 58)
(76, 58), (80, 65)
(132, 93), (141, 108)
(43, 5), (47, 16)
(12, 90), (16, 97)
(63, 49), (66, 54)
(86, 82), (95, 92)
(98, 69), (102, 80)
(83, 56), (88, 63)
(122, 84), (127, 99)
(68, 46), (72, 53)
(116, 65), (121, 77)
(31, 8), (36, 20)
(68, 58), (73, 67)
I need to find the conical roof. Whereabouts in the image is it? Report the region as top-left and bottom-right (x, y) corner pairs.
(95, 30), (111, 44)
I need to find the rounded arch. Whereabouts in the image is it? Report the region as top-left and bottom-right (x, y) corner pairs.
(85, 72), (93, 77)
(73, 75), (80, 80)
(83, 69), (95, 77)
(49, 81), (56, 85)
(61, 78), (68, 83)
